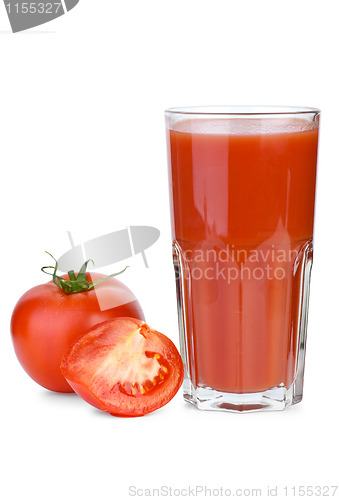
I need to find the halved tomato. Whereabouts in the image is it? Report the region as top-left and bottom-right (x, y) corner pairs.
(60, 317), (184, 417)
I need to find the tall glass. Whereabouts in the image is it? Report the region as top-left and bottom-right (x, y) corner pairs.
(165, 106), (320, 412)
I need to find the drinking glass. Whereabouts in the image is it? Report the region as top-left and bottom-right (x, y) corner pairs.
(165, 106), (320, 412)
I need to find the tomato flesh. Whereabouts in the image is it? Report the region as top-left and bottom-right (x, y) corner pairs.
(61, 318), (184, 417)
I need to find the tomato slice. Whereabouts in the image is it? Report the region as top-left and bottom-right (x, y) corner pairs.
(60, 318), (184, 417)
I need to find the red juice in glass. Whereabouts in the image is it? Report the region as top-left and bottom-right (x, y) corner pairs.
(166, 106), (319, 412)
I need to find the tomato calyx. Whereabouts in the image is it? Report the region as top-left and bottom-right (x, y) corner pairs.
(41, 251), (128, 295)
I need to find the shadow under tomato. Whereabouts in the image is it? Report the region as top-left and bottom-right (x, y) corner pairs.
(39, 388), (81, 402)
(88, 404), (170, 419)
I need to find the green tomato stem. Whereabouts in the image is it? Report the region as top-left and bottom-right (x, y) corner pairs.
(41, 251), (128, 295)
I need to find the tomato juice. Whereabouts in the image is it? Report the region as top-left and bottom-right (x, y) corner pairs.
(167, 116), (318, 396)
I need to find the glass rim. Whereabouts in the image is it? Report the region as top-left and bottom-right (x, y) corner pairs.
(165, 105), (320, 116)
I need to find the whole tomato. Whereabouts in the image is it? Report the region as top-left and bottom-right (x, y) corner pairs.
(11, 258), (144, 393)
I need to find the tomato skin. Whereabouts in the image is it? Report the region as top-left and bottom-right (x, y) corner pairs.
(61, 318), (184, 417)
(11, 273), (145, 393)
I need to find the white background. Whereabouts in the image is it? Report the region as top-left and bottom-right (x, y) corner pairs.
(1, 1), (338, 499)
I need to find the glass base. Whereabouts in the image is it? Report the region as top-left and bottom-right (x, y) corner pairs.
(183, 378), (302, 413)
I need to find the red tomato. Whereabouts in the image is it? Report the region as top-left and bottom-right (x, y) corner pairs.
(61, 317), (184, 417)
(11, 273), (144, 393)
